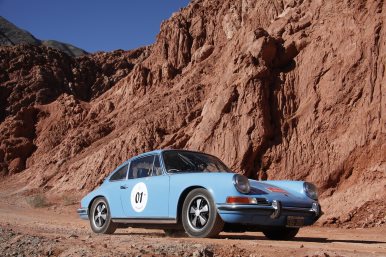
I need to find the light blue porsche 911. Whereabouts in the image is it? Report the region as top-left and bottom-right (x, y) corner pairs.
(78, 149), (322, 239)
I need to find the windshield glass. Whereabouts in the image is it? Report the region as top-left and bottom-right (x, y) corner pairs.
(162, 151), (232, 173)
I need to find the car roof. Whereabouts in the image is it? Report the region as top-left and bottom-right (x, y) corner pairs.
(108, 149), (226, 178)
(115, 149), (165, 168)
(134, 149), (164, 158)
(127, 149), (219, 162)
(133, 149), (212, 159)
(117, 149), (217, 167)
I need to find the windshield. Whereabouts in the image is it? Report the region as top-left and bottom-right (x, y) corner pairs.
(162, 151), (232, 173)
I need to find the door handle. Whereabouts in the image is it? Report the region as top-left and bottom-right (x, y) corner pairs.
(120, 185), (128, 189)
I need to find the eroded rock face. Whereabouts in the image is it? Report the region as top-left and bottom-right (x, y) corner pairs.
(0, 0), (385, 224)
(263, 0), (386, 220)
(0, 45), (141, 175)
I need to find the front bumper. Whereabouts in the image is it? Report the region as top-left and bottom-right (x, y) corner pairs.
(217, 201), (322, 227)
(77, 208), (89, 220)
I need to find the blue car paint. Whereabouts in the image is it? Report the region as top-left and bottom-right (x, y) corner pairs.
(168, 173), (240, 217)
(250, 180), (315, 208)
(79, 149), (320, 228)
(120, 175), (170, 218)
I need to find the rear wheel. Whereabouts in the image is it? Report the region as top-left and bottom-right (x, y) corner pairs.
(182, 188), (224, 238)
(89, 197), (117, 234)
(263, 227), (299, 240)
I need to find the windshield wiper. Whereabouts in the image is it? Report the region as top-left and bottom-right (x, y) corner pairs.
(177, 153), (196, 169)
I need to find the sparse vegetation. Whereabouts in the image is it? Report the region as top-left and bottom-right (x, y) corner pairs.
(26, 193), (48, 208)
(62, 194), (76, 206)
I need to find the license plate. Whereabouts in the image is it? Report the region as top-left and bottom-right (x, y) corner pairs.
(286, 216), (304, 227)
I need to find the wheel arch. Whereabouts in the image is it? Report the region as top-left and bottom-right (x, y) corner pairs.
(87, 195), (106, 218)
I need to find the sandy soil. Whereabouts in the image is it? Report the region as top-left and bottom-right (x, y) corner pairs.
(0, 190), (385, 257)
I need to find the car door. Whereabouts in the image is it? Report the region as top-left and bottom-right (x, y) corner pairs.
(120, 154), (170, 218)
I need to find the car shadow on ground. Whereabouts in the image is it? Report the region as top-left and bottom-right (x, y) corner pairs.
(294, 237), (386, 245)
(114, 232), (169, 237)
(218, 235), (385, 244)
(112, 232), (385, 245)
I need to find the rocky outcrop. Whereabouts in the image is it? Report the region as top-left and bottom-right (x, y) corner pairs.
(0, 45), (137, 120)
(0, 45), (142, 175)
(0, 0), (385, 225)
(262, 0), (386, 220)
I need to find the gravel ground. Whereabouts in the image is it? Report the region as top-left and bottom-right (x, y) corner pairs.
(0, 193), (385, 257)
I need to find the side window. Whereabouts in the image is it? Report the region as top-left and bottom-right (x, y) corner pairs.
(110, 164), (128, 181)
(129, 155), (154, 179)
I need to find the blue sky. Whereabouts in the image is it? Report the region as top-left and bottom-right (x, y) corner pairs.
(0, 0), (190, 52)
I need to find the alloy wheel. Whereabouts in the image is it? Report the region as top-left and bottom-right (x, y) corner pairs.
(93, 202), (107, 228)
(187, 196), (210, 230)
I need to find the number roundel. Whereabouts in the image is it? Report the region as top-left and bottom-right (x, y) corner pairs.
(130, 182), (148, 212)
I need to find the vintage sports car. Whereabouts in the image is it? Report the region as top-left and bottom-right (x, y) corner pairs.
(78, 149), (322, 239)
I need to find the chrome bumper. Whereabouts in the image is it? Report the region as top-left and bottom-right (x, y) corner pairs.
(217, 201), (322, 219)
(77, 208), (89, 220)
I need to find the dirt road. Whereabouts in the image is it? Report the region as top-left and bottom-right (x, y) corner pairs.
(0, 193), (385, 257)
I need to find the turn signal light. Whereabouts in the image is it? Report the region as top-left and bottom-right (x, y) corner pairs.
(226, 196), (257, 204)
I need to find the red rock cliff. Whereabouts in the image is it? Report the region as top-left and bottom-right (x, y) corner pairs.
(0, 0), (385, 225)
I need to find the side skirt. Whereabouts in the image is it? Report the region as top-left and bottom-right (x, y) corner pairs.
(111, 218), (177, 224)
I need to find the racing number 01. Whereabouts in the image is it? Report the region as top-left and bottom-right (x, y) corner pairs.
(135, 192), (144, 203)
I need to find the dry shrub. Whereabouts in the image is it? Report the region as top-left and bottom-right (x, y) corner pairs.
(62, 194), (76, 206)
(26, 193), (48, 208)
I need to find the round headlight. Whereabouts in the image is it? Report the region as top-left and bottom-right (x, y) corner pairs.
(303, 182), (318, 200)
(233, 174), (250, 194)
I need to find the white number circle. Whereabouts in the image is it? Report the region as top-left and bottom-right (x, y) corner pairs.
(130, 182), (148, 212)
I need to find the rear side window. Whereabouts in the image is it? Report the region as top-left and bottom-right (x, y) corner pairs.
(110, 164), (128, 181)
(128, 155), (163, 179)
(129, 155), (154, 179)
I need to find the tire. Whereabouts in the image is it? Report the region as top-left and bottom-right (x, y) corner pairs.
(89, 197), (117, 234)
(181, 188), (224, 238)
(163, 229), (186, 237)
(263, 227), (299, 240)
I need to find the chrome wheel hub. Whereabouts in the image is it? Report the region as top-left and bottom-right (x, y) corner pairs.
(93, 203), (107, 228)
(188, 197), (209, 230)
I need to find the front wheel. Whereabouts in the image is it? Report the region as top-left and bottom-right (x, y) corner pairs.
(182, 188), (224, 238)
(263, 227), (299, 240)
(89, 197), (117, 234)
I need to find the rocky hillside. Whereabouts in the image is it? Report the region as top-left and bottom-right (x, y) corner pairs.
(0, 16), (87, 57)
(0, 0), (385, 225)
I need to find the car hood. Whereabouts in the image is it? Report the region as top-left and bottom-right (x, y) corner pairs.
(168, 172), (315, 207)
(248, 180), (314, 207)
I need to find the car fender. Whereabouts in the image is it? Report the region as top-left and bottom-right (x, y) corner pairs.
(168, 172), (240, 219)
